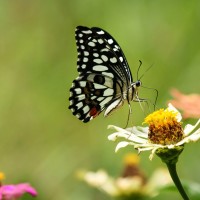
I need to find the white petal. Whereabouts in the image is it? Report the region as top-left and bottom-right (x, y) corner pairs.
(108, 125), (148, 143)
(178, 128), (200, 145)
(189, 132), (200, 142)
(184, 119), (200, 136)
(184, 124), (196, 136)
(167, 103), (182, 122)
(167, 144), (176, 149)
(126, 126), (149, 138)
(149, 147), (159, 160)
(137, 146), (155, 152)
(115, 141), (131, 152)
(135, 143), (163, 149)
(128, 135), (148, 144)
(108, 132), (126, 141)
(108, 125), (129, 133)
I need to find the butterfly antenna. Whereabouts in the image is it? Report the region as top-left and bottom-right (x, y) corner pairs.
(139, 63), (154, 81)
(137, 60), (143, 80)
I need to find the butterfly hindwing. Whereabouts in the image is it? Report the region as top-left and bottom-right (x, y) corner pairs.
(69, 73), (119, 122)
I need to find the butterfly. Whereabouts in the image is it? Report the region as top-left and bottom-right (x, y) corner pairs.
(69, 26), (142, 123)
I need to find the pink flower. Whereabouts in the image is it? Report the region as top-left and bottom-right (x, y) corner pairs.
(169, 89), (200, 119)
(0, 183), (37, 200)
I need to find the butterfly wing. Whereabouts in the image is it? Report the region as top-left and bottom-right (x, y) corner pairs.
(69, 26), (133, 122)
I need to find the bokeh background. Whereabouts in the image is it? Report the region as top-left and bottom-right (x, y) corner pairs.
(1, 1), (200, 199)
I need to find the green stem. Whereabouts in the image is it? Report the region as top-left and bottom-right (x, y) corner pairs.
(166, 163), (189, 200)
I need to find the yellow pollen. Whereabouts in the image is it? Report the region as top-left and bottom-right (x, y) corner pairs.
(124, 153), (140, 165)
(0, 172), (5, 181)
(144, 108), (183, 145)
(144, 109), (178, 126)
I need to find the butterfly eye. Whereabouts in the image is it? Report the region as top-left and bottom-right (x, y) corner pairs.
(136, 80), (142, 87)
(69, 26), (142, 122)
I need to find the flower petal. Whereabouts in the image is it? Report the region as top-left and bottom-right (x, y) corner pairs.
(115, 141), (132, 152)
(149, 147), (160, 160)
(108, 125), (130, 133)
(184, 119), (200, 136)
(126, 126), (149, 139)
(177, 128), (200, 145)
(0, 183), (37, 199)
(108, 125), (148, 144)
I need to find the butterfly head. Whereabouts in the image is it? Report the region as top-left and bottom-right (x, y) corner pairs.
(131, 80), (142, 91)
(135, 80), (142, 88)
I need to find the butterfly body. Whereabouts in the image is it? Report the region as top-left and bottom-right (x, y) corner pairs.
(69, 26), (141, 123)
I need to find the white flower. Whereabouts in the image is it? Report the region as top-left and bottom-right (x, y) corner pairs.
(77, 153), (172, 198)
(108, 104), (200, 160)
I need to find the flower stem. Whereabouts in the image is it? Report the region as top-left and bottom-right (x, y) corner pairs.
(166, 163), (189, 200)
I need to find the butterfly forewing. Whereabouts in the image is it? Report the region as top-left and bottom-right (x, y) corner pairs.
(69, 26), (135, 122)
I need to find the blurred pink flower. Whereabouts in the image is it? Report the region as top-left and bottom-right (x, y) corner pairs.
(169, 89), (200, 119)
(0, 183), (37, 200)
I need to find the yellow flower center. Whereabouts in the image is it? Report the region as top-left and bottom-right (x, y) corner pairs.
(0, 172), (5, 181)
(122, 154), (146, 184)
(144, 109), (183, 145)
(124, 153), (140, 166)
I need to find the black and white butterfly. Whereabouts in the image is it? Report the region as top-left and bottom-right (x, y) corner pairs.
(69, 26), (142, 123)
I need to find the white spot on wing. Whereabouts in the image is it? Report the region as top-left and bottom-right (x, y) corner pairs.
(88, 42), (95, 47)
(83, 106), (90, 114)
(82, 30), (92, 34)
(101, 55), (108, 62)
(91, 96), (96, 100)
(69, 100), (73, 105)
(81, 45), (85, 49)
(71, 82), (75, 87)
(78, 33), (83, 37)
(101, 48), (109, 52)
(93, 65), (108, 71)
(77, 94), (85, 101)
(84, 51), (89, 56)
(104, 77), (113, 88)
(93, 83), (106, 89)
(103, 88), (114, 96)
(74, 88), (81, 94)
(83, 57), (88, 62)
(102, 72), (114, 78)
(79, 81), (86, 87)
(76, 113), (81, 118)
(98, 39), (104, 44)
(110, 57), (117, 63)
(97, 30), (104, 34)
(97, 97), (104, 101)
(93, 58), (103, 64)
(70, 108), (75, 112)
(115, 45), (120, 49)
(108, 39), (113, 44)
(100, 96), (113, 107)
(119, 57), (123, 62)
(81, 64), (86, 69)
(93, 53), (99, 57)
(76, 102), (83, 109)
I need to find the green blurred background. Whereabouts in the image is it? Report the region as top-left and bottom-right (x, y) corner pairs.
(1, 0), (200, 199)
